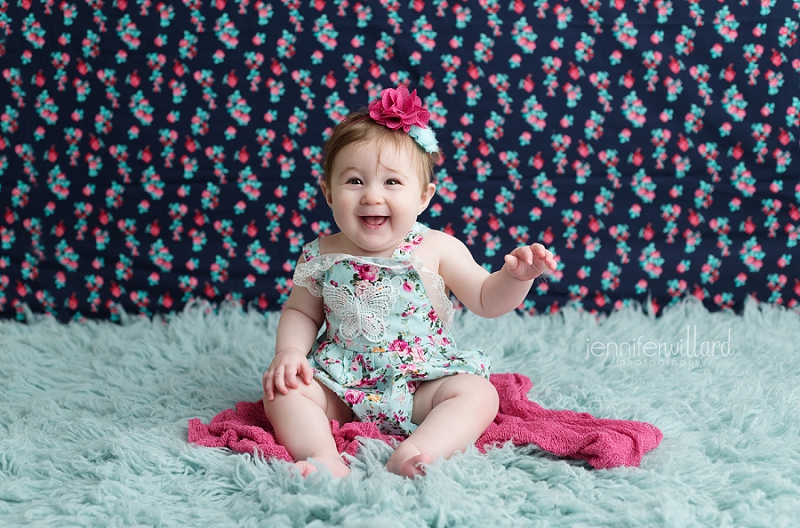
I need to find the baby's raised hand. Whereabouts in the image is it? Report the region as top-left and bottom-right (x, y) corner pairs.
(503, 243), (557, 281)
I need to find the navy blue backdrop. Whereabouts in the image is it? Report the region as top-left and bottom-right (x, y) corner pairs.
(0, 0), (798, 321)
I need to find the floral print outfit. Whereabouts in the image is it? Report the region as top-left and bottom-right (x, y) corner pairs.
(293, 222), (491, 436)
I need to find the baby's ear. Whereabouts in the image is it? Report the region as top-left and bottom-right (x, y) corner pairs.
(320, 181), (333, 206)
(418, 182), (437, 214)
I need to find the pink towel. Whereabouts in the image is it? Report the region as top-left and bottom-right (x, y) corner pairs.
(188, 373), (662, 469)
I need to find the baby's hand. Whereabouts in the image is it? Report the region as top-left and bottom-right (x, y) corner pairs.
(262, 348), (314, 401)
(503, 243), (557, 281)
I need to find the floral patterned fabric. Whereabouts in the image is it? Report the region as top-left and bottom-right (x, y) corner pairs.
(0, 2), (798, 321)
(296, 222), (490, 436)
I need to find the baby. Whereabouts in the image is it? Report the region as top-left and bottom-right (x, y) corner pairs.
(262, 85), (557, 478)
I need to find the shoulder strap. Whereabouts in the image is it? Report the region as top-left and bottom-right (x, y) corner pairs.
(301, 238), (321, 262)
(392, 222), (429, 259)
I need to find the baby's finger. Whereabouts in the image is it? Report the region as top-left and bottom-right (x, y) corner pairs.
(285, 368), (299, 389)
(504, 253), (519, 270)
(546, 251), (557, 270)
(273, 366), (288, 396)
(263, 370), (275, 400)
(299, 361), (314, 384)
(523, 245), (534, 265)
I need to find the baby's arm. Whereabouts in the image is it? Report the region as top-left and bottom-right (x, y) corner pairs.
(436, 232), (556, 318)
(262, 258), (325, 400)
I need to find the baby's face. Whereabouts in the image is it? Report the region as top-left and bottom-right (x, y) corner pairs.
(322, 140), (436, 257)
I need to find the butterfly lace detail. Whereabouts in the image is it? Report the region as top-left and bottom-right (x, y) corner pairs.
(323, 278), (401, 343)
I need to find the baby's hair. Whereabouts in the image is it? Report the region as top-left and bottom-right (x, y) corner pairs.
(322, 110), (441, 189)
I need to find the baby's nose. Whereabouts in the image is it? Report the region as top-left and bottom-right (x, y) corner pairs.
(360, 182), (385, 204)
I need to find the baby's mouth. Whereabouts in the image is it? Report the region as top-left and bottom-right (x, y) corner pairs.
(360, 216), (389, 228)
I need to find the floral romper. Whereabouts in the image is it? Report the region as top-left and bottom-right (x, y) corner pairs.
(293, 222), (491, 436)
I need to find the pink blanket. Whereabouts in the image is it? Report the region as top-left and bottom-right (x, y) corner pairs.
(188, 373), (662, 469)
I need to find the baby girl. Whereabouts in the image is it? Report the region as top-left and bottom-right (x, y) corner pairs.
(262, 85), (557, 478)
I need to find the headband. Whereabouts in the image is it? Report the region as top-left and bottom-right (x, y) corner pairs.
(367, 85), (439, 154)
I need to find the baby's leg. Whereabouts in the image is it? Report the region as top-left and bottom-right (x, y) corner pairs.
(263, 378), (353, 478)
(386, 374), (499, 478)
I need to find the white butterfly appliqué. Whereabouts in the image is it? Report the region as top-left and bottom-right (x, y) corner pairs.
(324, 278), (400, 343)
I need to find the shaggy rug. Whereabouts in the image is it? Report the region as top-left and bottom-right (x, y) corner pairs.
(1, 299), (799, 527)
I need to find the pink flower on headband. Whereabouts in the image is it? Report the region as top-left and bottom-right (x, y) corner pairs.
(368, 85), (430, 133)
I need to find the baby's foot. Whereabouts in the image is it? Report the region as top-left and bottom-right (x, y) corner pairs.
(295, 454), (351, 478)
(386, 443), (432, 478)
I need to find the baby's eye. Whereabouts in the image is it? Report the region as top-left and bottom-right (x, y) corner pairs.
(346, 177), (363, 185)
(385, 179), (400, 186)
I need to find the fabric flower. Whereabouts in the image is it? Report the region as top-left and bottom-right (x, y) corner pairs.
(368, 85), (430, 132)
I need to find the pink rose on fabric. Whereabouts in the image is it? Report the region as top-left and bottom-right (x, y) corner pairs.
(344, 389), (365, 405)
(410, 346), (426, 363)
(355, 376), (380, 388)
(397, 239), (420, 254)
(353, 263), (378, 282)
(389, 338), (411, 356)
(436, 336), (451, 346)
(368, 85), (430, 132)
(399, 363), (416, 374)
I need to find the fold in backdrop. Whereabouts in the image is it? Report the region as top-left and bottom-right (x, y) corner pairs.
(0, 1), (798, 321)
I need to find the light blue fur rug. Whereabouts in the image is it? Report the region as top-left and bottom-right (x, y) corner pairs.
(2, 299), (799, 527)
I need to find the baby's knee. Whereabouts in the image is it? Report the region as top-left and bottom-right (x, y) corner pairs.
(472, 375), (500, 414)
(442, 374), (499, 409)
(263, 377), (326, 408)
